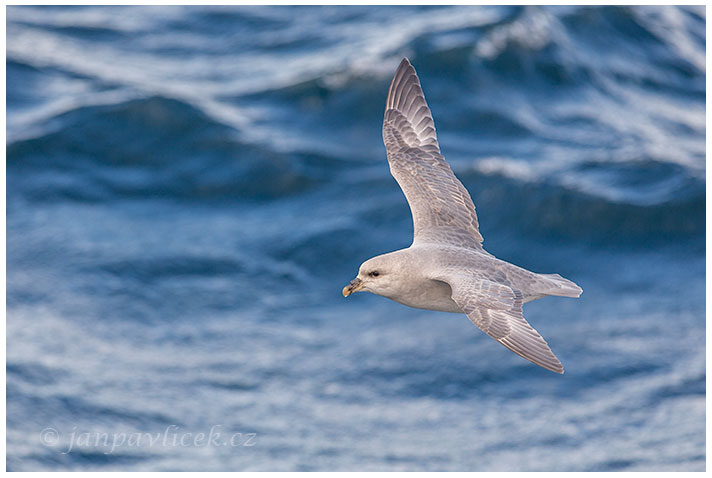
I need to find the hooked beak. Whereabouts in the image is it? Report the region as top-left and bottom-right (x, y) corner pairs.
(342, 277), (364, 297)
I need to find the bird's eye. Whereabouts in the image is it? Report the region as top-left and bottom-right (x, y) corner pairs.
(370, 271), (380, 277)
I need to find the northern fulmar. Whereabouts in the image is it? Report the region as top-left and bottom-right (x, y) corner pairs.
(343, 58), (582, 374)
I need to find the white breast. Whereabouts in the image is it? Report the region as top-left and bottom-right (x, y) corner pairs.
(391, 277), (462, 313)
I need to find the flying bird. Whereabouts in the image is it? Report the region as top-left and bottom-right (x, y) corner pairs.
(343, 58), (582, 374)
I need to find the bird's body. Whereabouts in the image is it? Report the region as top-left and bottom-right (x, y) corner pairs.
(353, 245), (580, 313)
(343, 58), (582, 374)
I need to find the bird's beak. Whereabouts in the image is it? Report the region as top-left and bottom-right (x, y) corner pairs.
(342, 277), (364, 297)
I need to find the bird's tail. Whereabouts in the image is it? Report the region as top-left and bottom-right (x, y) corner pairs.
(537, 273), (582, 298)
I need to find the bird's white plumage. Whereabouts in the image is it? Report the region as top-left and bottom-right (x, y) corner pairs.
(383, 58), (484, 249)
(346, 58), (582, 374)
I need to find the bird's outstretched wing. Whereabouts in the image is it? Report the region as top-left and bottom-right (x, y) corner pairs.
(434, 271), (564, 374)
(383, 58), (483, 249)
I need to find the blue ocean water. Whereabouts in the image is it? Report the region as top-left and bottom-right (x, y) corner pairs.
(6, 5), (705, 471)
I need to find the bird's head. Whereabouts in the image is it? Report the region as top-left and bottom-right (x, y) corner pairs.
(342, 252), (406, 298)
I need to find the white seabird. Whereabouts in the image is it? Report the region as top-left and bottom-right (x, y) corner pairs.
(343, 58), (582, 374)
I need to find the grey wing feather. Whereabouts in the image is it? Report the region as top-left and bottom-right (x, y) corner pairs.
(436, 271), (564, 374)
(383, 58), (483, 249)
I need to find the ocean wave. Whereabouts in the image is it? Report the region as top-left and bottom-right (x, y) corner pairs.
(7, 96), (336, 201)
(459, 167), (704, 244)
(6, 93), (703, 247)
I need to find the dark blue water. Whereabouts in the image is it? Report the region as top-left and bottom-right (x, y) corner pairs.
(6, 5), (705, 471)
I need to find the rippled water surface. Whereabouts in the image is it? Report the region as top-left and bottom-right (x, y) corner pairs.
(6, 5), (705, 471)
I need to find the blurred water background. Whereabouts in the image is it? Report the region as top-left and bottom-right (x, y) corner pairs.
(6, 5), (705, 471)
